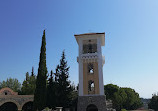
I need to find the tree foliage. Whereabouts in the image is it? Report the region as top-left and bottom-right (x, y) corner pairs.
(104, 84), (142, 111)
(21, 69), (36, 95)
(0, 78), (21, 92)
(148, 94), (158, 111)
(33, 30), (48, 111)
(104, 84), (119, 100)
(46, 70), (57, 109)
(69, 85), (78, 110)
(55, 51), (73, 108)
(46, 51), (77, 110)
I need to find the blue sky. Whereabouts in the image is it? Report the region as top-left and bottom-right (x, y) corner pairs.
(0, 0), (158, 98)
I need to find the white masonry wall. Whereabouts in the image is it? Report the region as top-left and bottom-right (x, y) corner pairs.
(77, 34), (105, 96)
(78, 39), (84, 96)
(97, 37), (104, 95)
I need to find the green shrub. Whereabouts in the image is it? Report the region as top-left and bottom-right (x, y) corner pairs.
(121, 109), (127, 111)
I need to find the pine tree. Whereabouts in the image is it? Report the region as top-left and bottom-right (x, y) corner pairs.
(33, 30), (47, 111)
(21, 68), (36, 95)
(46, 70), (57, 109)
(30, 67), (36, 95)
(31, 67), (35, 76)
(21, 72), (29, 94)
(55, 51), (73, 108)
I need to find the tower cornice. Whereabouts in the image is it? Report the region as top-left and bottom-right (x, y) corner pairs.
(75, 32), (105, 46)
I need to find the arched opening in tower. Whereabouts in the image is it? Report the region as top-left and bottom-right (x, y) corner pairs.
(86, 104), (98, 111)
(88, 63), (94, 74)
(22, 101), (33, 111)
(88, 80), (95, 94)
(0, 102), (18, 111)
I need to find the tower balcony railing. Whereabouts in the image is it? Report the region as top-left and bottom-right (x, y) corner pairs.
(77, 53), (98, 63)
(81, 52), (98, 60)
(77, 54), (105, 65)
(82, 52), (98, 57)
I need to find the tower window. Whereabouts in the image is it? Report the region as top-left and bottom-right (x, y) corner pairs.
(83, 44), (97, 54)
(88, 63), (94, 74)
(88, 80), (95, 94)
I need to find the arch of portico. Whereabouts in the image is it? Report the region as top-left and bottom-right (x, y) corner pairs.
(0, 88), (34, 111)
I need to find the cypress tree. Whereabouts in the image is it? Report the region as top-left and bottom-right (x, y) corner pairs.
(33, 30), (47, 111)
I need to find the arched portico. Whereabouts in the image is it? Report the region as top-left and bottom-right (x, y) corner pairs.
(86, 104), (98, 111)
(0, 100), (21, 110)
(0, 88), (34, 111)
(0, 102), (18, 111)
(22, 101), (33, 111)
(21, 99), (33, 108)
(0, 98), (34, 111)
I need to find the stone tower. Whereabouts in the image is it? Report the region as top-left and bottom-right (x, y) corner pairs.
(75, 33), (107, 111)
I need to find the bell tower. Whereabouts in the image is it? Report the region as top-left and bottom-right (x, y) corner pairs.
(75, 33), (107, 111)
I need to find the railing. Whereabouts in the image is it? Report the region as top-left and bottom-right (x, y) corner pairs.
(81, 52), (98, 58)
